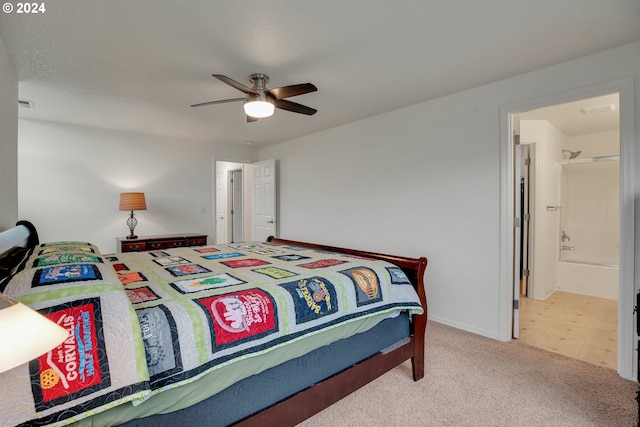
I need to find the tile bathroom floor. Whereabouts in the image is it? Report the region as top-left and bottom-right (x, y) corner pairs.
(518, 290), (618, 370)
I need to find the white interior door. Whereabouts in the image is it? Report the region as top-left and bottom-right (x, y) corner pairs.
(215, 170), (227, 244)
(251, 159), (277, 241)
(230, 169), (243, 242)
(512, 114), (522, 339)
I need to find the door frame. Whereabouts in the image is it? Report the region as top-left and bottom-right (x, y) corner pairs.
(228, 168), (244, 243)
(499, 77), (635, 380)
(513, 141), (534, 339)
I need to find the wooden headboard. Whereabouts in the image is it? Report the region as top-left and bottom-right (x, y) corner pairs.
(0, 221), (39, 288)
(0, 221), (36, 255)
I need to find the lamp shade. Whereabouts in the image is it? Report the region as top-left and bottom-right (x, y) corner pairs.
(0, 294), (69, 373)
(119, 192), (147, 211)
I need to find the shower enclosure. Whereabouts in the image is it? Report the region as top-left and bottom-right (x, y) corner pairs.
(556, 155), (619, 299)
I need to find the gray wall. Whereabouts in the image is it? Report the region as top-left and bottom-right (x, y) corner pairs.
(258, 41), (640, 347)
(0, 35), (18, 230)
(18, 120), (257, 252)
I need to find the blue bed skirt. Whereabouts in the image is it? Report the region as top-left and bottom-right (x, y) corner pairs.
(119, 312), (410, 426)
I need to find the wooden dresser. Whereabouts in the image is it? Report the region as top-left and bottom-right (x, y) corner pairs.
(116, 233), (208, 253)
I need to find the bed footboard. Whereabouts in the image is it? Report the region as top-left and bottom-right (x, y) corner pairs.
(242, 236), (428, 426)
(267, 237), (428, 378)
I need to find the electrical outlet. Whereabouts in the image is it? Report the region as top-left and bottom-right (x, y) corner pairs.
(200, 206), (206, 214)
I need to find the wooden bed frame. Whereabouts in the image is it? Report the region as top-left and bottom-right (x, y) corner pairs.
(228, 236), (429, 426)
(0, 223), (428, 427)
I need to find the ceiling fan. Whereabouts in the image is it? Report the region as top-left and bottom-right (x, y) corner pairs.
(191, 74), (317, 122)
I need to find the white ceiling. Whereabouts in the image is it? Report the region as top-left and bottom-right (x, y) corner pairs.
(1, 1), (639, 148)
(520, 93), (620, 137)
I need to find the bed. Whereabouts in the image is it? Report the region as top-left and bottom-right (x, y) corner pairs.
(0, 221), (428, 427)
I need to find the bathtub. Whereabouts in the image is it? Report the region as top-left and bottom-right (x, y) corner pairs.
(556, 260), (618, 300)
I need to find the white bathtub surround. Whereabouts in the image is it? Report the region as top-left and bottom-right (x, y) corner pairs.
(556, 262), (619, 300)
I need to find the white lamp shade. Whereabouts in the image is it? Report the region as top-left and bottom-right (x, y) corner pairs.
(0, 296), (69, 373)
(243, 100), (275, 118)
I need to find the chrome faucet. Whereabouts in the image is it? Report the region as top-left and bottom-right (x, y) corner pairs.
(561, 231), (570, 242)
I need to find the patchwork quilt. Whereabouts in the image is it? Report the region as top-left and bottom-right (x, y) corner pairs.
(0, 242), (150, 427)
(0, 240), (423, 426)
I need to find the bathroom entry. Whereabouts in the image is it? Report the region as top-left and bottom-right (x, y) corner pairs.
(513, 93), (621, 369)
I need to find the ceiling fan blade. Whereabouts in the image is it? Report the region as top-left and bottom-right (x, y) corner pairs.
(268, 83), (317, 100)
(190, 97), (245, 108)
(212, 74), (257, 95)
(273, 99), (317, 115)
(246, 115), (258, 123)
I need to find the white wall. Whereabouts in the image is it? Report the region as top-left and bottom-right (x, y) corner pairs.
(18, 120), (257, 252)
(258, 40), (640, 340)
(566, 130), (620, 158)
(0, 34), (18, 230)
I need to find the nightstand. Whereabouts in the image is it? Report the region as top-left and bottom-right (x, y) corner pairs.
(116, 233), (208, 253)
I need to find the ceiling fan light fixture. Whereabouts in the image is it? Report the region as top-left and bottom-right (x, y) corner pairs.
(243, 94), (274, 118)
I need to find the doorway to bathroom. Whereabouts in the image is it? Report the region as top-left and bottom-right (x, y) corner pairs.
(514, 93), (620, 369)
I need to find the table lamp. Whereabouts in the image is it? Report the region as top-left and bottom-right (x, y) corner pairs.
(119, 192), (147, 239)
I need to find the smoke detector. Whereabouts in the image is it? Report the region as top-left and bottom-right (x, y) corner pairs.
(580, 103), (615, 114)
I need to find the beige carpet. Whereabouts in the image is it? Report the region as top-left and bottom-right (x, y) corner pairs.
(298, 322), (637, 426)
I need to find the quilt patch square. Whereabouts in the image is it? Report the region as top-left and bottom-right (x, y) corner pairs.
(297, 259), (347, 269)
(339, 267), (383, 306)
(33, 254), (102, 267)
(32, 264), (102, 287)
(250, 248), (283, 255)
(41, 241), (91, 247)
(386, 266), (412, 285)
(271, 254), (310, 262)
(117, 271), (147, 286)
(221, 258), (270, 269)
(282, 245), (307, 251)
(165, 264), (211, 277)
(228, 243), (258, 250)
(343, 254), (377, 261)
(29, 298), (110, 411)
(202, 252), (243, 260)
(112, 263), (129, 272)
(126, 286), (160, 304)
(279, 276), (338, 323)
(39, 246), (95, 255)
(194, 247), (220, 253)
(149, 251), (170, 258)
(153, 257), (190, 267)
(196, 289), (278, 349)
(170, 273), (246, 294)
(137, 305), (182, 383)
(252, 266), (298, 280)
